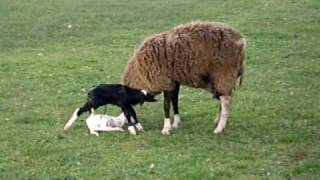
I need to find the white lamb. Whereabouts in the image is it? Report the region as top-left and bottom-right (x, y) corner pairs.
(86, 113), (128, 136)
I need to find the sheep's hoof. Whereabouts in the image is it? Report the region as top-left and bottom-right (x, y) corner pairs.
(172, 115), (181, 129)
(172, 121), (180, 129)
(214, 127), (224, 134)
(161, 128), (171, 135)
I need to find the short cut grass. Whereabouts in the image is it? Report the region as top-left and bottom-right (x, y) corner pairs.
(0, 0), (319, 179)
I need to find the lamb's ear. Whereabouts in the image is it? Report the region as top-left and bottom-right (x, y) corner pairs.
(141, 89), (148, 95)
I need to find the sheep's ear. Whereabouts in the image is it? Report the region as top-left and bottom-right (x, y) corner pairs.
(141, 89), (148, 95)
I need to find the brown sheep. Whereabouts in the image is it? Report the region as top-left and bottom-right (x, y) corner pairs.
(121, 21), (246, 135)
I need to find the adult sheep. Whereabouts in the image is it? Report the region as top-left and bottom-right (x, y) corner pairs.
(122, 21), (246, 135)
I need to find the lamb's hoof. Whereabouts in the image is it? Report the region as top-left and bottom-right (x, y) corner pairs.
(128, 126), (137, 135)
(63, 124), (72, 131)
(135, 123), (144, 131)
(115, 127), (124, 131)
(91, 132), (99, 136)
(161, 128), (171, 135)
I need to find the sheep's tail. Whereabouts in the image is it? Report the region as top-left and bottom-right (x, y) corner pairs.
(238, 61), (244, 86)
(236, 38), (246, 86)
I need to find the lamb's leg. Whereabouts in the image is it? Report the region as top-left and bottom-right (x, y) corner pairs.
(90, 131), (100, 136)
(114, 113), (127, 127)
(121, 106), (137, 135)
(94, 126), (124, 132)
(172, 83), (181, 128)
(162, 91), (173, 135)
(214, 96), (231, 134)
(90, 108), (95, 115)
(64, 101), (93, 131)
(87, 122), (123, 137)
(127, 106), (144, 131)
(64, 108), (80, 131)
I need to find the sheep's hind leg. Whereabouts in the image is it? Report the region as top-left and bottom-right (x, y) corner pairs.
(214, 105), (221, 127)
(172, 83), (181, 129)
(161, 90), (173, 135)
(214, 96), (231, 134)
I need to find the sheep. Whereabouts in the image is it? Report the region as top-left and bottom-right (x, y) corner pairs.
(121, 21), (246, 135)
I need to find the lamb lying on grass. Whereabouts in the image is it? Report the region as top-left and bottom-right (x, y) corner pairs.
(85, 113), (127, 136)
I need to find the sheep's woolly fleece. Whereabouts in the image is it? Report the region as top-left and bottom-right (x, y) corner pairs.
(122, 21), (246, 96)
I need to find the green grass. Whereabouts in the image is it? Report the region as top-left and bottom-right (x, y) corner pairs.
(1, 0), (319, 179)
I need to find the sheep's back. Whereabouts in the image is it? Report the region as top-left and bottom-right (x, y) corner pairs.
(122, 21), (245, 93)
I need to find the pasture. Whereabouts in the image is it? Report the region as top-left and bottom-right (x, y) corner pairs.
(0, 0), (319, 179)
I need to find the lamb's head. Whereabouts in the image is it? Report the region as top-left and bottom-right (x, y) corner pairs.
(141, 89), (157, 103)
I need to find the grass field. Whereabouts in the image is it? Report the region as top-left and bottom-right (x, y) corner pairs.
(1, 0), (319, 179)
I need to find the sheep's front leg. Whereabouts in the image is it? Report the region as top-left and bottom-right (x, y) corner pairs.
(214, 96), (231, 134)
